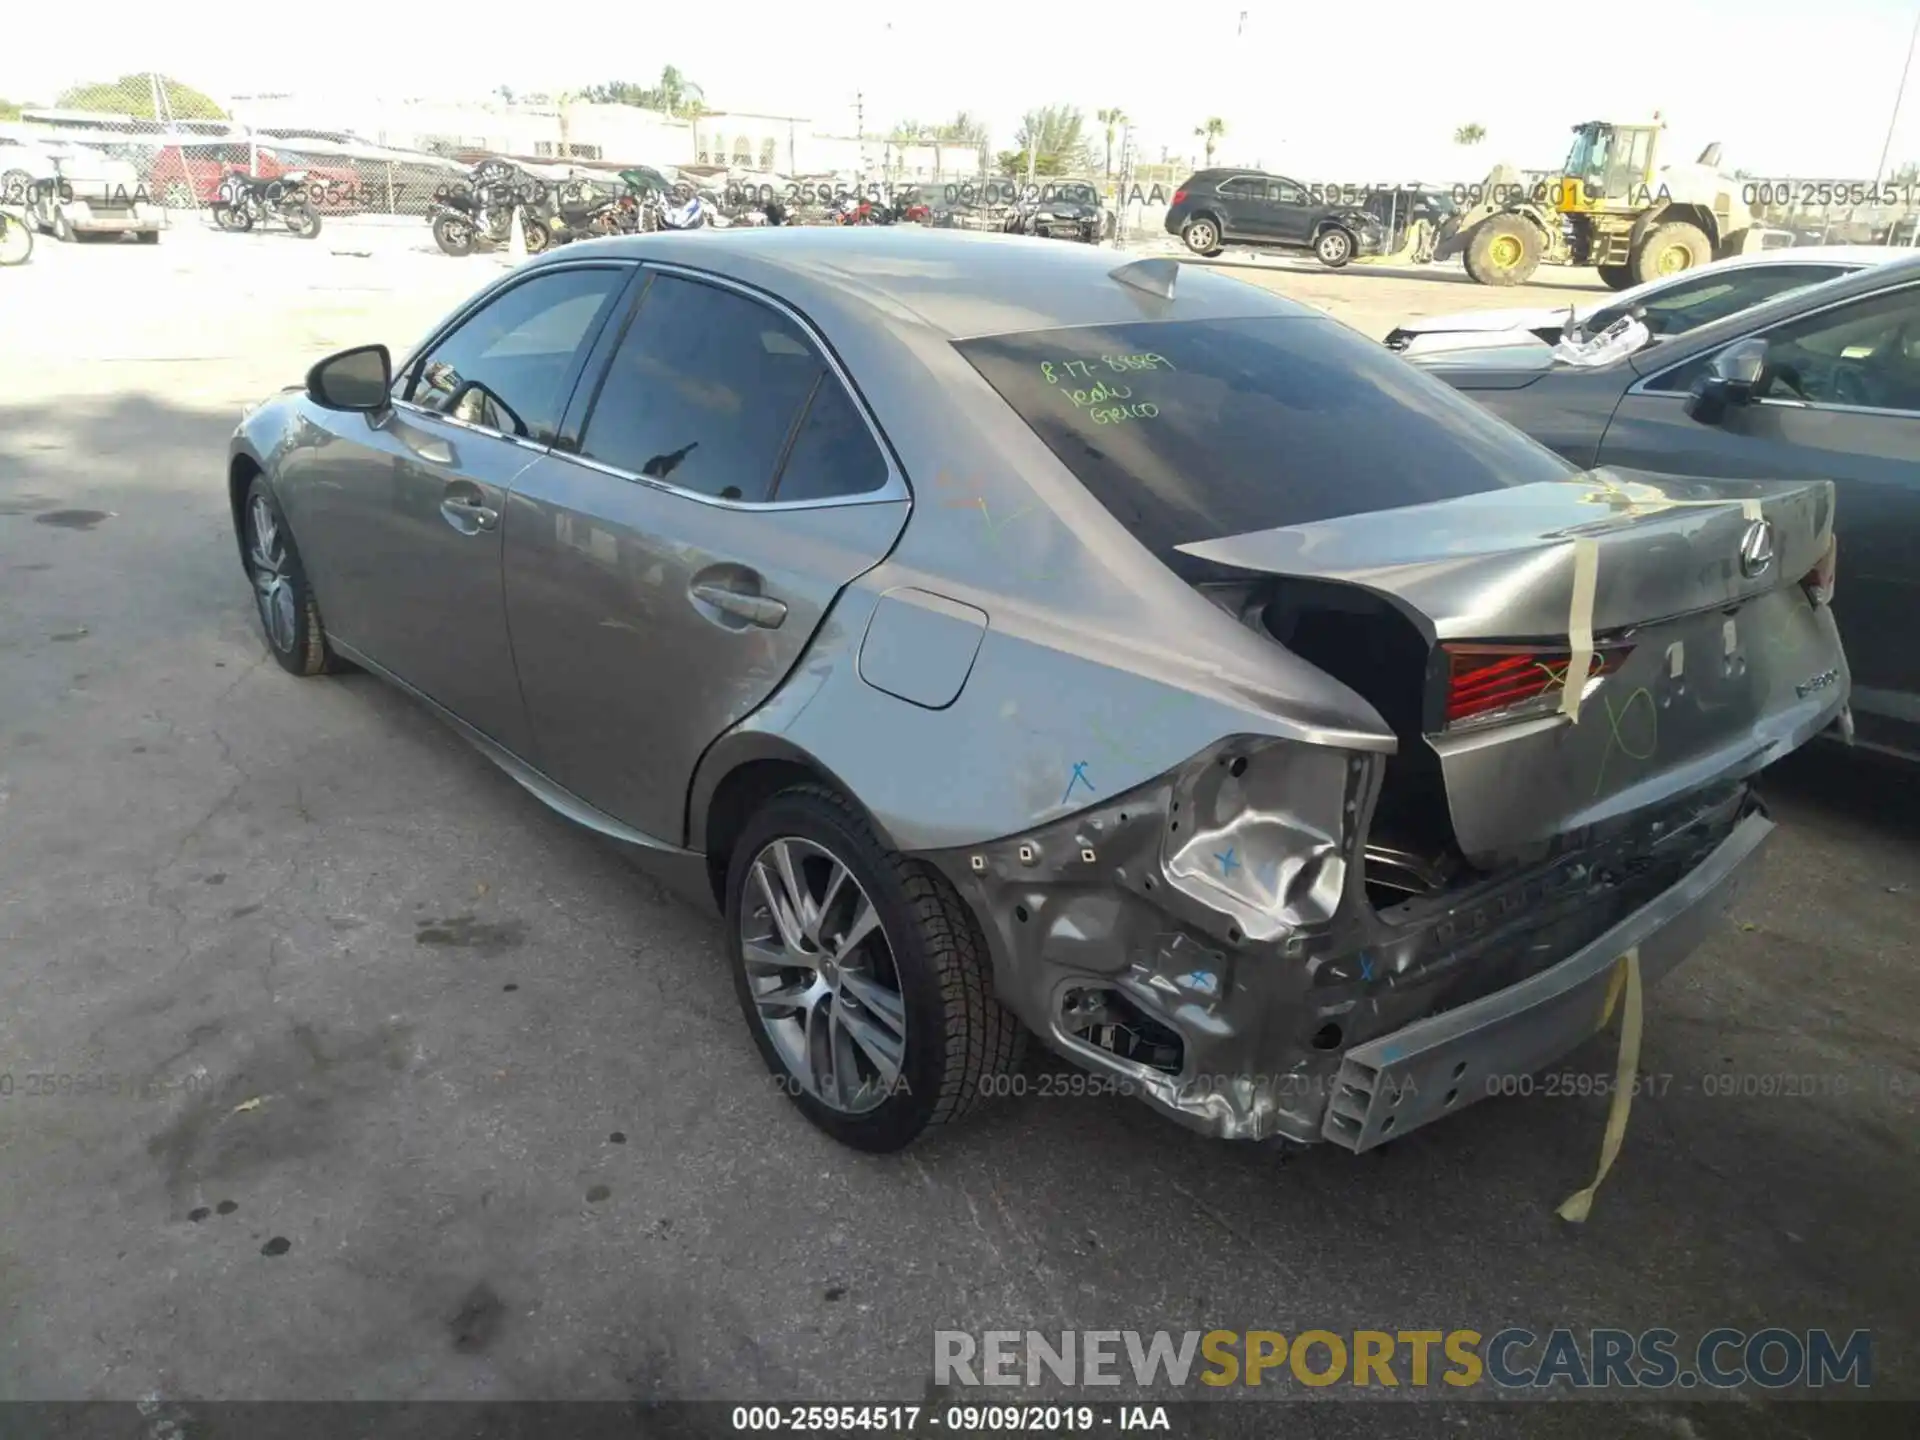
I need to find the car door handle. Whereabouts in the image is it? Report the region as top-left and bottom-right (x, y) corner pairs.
(439, 495), (499, 533)
(689, 583), (788, 628)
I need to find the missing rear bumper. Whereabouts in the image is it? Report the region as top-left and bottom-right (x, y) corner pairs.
(1321, 808), (1774, 1151)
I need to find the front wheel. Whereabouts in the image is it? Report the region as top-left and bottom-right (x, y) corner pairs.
(0, 213), (33, 266)
(521, 216), (551, 253)
(431, 212), (475, 256)
(726, 786), (1026, 1152)
(1314, 226), (1354, 267)
(53, 210), (76, 243)
(285, 204), (321, 239)
(1463, 215), (1542, 285)
(212, 202), (252, 232)
(1181, 216), (1223, 256)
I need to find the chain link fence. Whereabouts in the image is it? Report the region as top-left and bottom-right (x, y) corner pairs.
(7, 73), (1919, 246)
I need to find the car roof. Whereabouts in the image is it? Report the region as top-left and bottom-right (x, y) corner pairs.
(530, 227), (1319, 339)
(1705, 243), (1915, 270)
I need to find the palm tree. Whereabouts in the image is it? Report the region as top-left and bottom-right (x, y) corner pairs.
(1195, 116), (1225, 166)
(1097, 107), (1128, 180)
(1453, 122), (1486, 146)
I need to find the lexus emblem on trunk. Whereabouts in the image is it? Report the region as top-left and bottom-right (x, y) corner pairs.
(1739, 519), (1776, 579)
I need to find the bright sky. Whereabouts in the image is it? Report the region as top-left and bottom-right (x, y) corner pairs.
(6, 1), (1920, 179)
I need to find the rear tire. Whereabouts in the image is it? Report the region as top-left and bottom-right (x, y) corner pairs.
(1630, 221), (1709, 285)
(1463, 215), (1541, 285)
(285, 204), (322, 239)
(1597, 263), (1634, 291)
(521, 217), (551, 254)
(241, 476), (344, 678)
(726, 785), (1026, 1152)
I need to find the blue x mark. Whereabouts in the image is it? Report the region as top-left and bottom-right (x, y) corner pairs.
(1062, 761), (1094, 805)
(1359, 953), (1376, 982)
(1215, 847), (1240, 876)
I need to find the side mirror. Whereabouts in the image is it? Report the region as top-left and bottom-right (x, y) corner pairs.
(306, 344), (392, 412)
(1684, 338), (1768, 425)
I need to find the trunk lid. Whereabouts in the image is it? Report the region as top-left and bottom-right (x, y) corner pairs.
(1180, 467), (1847, 865)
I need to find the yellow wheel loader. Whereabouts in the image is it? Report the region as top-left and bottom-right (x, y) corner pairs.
(1438, 121), (1778, 287)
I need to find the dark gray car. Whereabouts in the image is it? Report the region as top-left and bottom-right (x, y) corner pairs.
(1415, 253), (1920, 761)
(227, 228), (1847, 1158)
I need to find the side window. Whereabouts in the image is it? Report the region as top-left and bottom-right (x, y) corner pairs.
(1269, 180), (1306, 205)
(405, 267), (627, 442)
(769, 377), (889, 502)
(1649, 283), (1920, 409)
(1217, 176), (1260, 199)
(575, 273), (829, 503)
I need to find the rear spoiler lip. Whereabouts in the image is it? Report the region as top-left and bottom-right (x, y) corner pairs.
(1175, 469), (1834, 644)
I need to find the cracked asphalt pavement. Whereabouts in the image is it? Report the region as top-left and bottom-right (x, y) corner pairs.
(0, 222), (1915, 1436)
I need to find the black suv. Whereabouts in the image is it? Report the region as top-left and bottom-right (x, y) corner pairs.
(1164, 169), (1387, 266)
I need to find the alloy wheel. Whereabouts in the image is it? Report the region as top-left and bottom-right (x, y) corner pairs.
(246, 494), (298, 655)
(740, 836), (907, 1114)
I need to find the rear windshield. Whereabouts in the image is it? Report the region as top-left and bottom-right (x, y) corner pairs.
(954, 316), (1577, 582)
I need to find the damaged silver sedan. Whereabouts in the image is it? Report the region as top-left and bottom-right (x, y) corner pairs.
(227, 227), (1850, 1153)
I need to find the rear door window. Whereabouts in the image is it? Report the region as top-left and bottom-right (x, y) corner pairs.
(575, 272), (830, 502)
(954, 316), (1577, 582)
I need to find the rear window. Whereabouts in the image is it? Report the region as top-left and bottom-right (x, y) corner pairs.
(954, 316), (1577, 582)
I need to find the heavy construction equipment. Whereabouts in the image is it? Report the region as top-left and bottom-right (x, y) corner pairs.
(1438, 120), (1773, 288)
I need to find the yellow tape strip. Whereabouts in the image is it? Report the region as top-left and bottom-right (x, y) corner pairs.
(1557, 945), (1643, 1224)
(1560, 538), (1600, 722)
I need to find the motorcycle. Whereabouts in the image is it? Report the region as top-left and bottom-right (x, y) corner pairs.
(834, 194), (883, 226)
(212, 169), (322, 239)
(0, 206), (32, 266)
(643, 188), (717, 231)
(428, 160), (552, 257)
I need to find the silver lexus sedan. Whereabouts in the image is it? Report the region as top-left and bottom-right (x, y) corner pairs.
(228, 228), (1848, 1155)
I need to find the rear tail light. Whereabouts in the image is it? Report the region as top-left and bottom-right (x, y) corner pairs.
(1802, 533), (1837, 607)
(1171, 189), (1188, 205)
(1440, 641), (1633, 730)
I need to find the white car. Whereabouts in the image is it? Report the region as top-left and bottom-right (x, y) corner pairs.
(1383, 245), (1911, 356)
(1, 130), (163, 242)
(0, 132), (59, 205)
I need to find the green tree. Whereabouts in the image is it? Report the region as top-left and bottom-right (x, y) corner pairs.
(1453, 122), (1486, 146)
(1096, 107), (1128, 180)
(578, 68), (705, 116)
(996, 148), (1067, 178)
(645, 65), (704, 117)
(1194, 116), (1225, 166)
(1013, 106), (1089, 177)
(54, 74), (226, 120)
(0, 97), (25, 121)
(580, 80), (652, 106)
